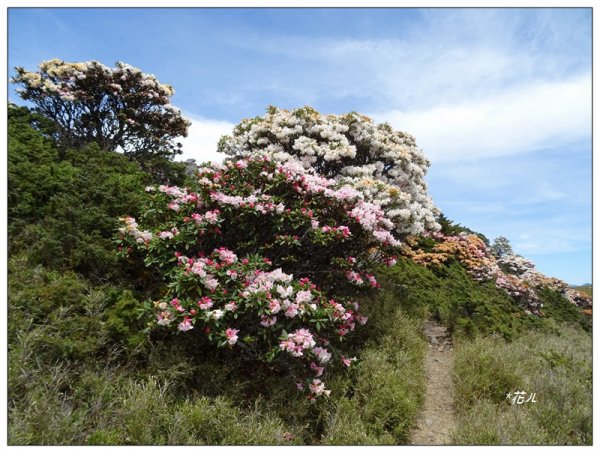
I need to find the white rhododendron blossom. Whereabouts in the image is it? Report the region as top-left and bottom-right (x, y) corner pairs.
(218, 106), (440, 236)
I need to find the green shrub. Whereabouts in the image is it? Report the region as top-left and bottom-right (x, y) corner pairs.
(451, 401), (548, 445)
(8, 254), (149, 364)
(8, 105), (156, 281)
(538, 287), (591, 332)
(322, 397), (395, 445)
(103, 290), (147, 350)
(8, 364), (90, 445)
(168, 395), (291, 445)
(9, 257), (104, 362)
(378, 258), (526, 339)
(452, 335), (523, 414)
(9, 366), (293, 446)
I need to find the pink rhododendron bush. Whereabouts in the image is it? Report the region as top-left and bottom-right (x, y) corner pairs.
(218, 106), (440, 236)
(117, 154), (402, 400)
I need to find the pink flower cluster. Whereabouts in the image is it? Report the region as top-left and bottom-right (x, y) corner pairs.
(133, 246), (367, 397)
(494, 273), (542, 315)
(191, 209), (220, 225)
(280, 328), (317, 357)
(349, 201), (400, 246)
(346, 271), (380, 288)
(321, 225), (352, 238)
(210, 191), (286, 215)
(158, 227), (179, 240)
(117, 154), (409, 398)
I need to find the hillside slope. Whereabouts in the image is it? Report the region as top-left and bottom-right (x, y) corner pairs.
(7, 104), (591, 446)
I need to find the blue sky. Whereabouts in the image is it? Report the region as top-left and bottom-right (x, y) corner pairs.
(7, 7), (592, 284)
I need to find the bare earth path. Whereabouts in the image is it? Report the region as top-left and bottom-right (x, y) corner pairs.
(409, 320), (457, 445)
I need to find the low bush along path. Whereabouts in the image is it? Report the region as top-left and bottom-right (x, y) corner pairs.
(410, 320), (456, 445)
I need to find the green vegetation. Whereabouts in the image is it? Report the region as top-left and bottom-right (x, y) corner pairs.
(378, 257), (536, 340)
(377, 256), (592, 339)
(7, 105), (427, 444)
(322, 291), (426, 444)
(538, 287), (591, 332)
(452, 325), (592, 445)
(8, 252), (426, 445)
(8, 104), (153, 281)
(7, 100), (591, 446)
(376, 257), (592, 445)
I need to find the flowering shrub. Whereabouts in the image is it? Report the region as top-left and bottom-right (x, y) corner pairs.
(493, 272), (541, 314)
(495, 253), (591, 310)
(117, 154), (401, 400)
(563, 288), (592, 310)
(401, 231), (594, 316)
(401, 231), (499, 283)
(515, 264), (592, 310)
(496, 254), (535, 276)
(400, 232), (543, 315)
(217, 106), (440, 236)
(12, 59), (190, 156)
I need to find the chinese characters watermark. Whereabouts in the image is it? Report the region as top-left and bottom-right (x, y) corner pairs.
(506, 391), (537, 405)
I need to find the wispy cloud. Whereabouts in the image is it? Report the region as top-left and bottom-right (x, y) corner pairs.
(439, 206), (590, 256)
(183, 71), (591, 166)
(512, 224), (590, 255)
(211, 9), (590, 167)
(373, 74), (590, 163)
(220, 9), (589, 109)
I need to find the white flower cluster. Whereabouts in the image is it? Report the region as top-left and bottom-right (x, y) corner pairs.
(118, 216), (152, 244)
(218, 106), (440, 237)
(496, 254), (536, 276)
(15, 59), (177, 102)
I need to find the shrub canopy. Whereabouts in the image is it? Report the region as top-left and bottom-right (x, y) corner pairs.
(12, 59), (191, 159)
(218, 106), (440, 237)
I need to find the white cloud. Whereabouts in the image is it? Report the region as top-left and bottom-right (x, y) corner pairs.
(371, 74), (590, 163)
(177, 114), (234, 164)
(178, 74), (590, 167)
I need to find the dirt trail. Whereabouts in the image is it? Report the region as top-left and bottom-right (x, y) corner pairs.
(409, 320), (457, 445)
